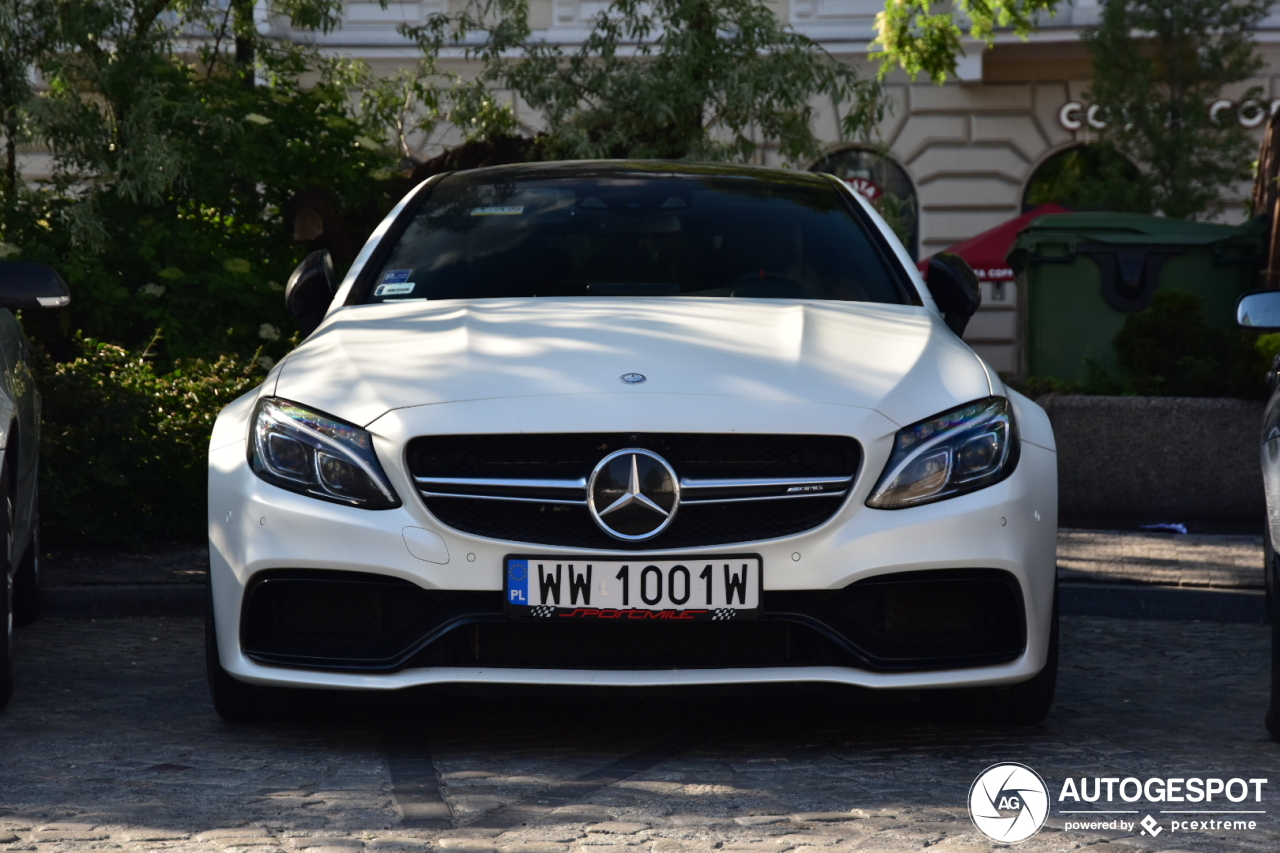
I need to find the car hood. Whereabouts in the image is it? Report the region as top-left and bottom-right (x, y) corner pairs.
(273, 298), (992, 428)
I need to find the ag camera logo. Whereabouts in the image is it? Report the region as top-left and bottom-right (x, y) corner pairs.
(969, 763), (1050, 843)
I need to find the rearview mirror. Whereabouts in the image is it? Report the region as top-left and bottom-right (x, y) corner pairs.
(286, 250), (337, 336)
(0, 261), (71, 309)
(1237, 290), (1280, 330)
(926, 252), (981, 336)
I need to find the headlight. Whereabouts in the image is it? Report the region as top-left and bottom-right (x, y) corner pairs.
(866, 397), (1018, 509)
(248, 397), (400, 509)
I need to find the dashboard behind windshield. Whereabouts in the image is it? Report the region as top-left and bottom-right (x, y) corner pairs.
(360, 171), (912, 305)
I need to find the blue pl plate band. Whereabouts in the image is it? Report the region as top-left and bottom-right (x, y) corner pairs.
(507, 559), (529, 605)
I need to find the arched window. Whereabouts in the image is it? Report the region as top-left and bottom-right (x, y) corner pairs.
(811, 148), (919, 259)
(1023, 145), (1146, 213)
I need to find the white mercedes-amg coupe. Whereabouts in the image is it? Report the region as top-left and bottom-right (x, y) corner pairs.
(206, 162), (1059, 722)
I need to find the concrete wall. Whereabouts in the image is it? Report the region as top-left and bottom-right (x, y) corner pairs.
(1038, 394), (1266, 522)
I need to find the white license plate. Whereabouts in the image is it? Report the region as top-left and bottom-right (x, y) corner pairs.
(504, 555), (762, 620)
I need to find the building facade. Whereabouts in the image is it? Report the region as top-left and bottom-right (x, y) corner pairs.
(269, 1), (1280, 373)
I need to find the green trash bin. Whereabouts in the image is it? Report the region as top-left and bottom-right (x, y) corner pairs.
(1007, 212), (1265, 382)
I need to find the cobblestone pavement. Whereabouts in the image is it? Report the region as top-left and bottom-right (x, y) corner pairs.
(2, 615), (1277, 852)
(1058, 529), (1264, 589)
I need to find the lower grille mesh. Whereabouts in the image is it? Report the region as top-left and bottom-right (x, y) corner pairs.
(407, 433), (860, 480)
(240, 572), (1026, 674)
(410, 620), (851, 669)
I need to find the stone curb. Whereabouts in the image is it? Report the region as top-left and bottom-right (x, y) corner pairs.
(1060, 582), (1267, 623)
(44, 585), (203, 619)
(41, 581), (1270, 623)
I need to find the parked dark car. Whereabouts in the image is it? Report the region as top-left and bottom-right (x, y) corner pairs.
(0, 261), (71, 709)
(1236, 289), (1280, 740)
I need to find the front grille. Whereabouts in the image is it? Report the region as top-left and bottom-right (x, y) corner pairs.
(405, 433), (861, 549)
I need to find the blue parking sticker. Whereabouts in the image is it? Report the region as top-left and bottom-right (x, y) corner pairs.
(381, 269), (412, 284)
(507, 559), (529, 605)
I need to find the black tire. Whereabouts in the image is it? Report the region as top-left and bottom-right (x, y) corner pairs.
(0, 561), (11, 710)
(1005, 590), (1060, 724)
(927, 585), (1059, 726)
(0, 465), (15, 709)
(13, 506), (39, 626)
(205, 578), (277, 722)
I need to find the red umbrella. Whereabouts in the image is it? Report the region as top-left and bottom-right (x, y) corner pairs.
(917, 203), (1069, 281)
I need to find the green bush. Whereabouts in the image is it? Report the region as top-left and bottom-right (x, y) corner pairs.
(38, 334), (264, 545)
(1019, 290), (1268, 399)
(7, 70), (402, 365)
(1113, 290), (1265, 397)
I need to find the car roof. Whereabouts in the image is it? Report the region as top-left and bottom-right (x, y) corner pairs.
(438, 159), (840, 190)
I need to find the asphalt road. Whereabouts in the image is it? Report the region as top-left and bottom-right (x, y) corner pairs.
(0, 614), (1276, 852)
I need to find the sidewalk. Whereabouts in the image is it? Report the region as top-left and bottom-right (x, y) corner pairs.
(1058, 528), (1263, 589)
(38, 529), (1270, 621)
(1056, 527), (1267, 623)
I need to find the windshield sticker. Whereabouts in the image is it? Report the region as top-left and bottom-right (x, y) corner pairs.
(471, 206), (524, 216)
(374, 282), (416, 297)
(381, 269), (412, 284)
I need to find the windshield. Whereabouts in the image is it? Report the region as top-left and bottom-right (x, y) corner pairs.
(361, 169), (912, 305)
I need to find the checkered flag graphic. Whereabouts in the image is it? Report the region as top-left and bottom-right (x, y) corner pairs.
(711, 608), (736, 621)
(530, 605), (556, 618)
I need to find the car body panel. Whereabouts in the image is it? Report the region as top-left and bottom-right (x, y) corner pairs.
(1265, 437), (1280, 551)
(1006, 386), (1056, 452)
(208, 392), (1058, 690)
(0, 308), (38, 559)
(276, 298), (991, 429)
(209, 439), (1056, 690)
(209, 161), (1057, 697)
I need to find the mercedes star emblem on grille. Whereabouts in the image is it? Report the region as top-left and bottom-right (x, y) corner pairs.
(587, 448), (680, 540)
(619, 373), (647, 384)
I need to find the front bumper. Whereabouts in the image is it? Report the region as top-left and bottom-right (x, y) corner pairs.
(208, 394), (1058, 691)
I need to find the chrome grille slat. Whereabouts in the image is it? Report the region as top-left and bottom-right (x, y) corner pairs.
(680, 490), (850, 505)
(418, 491), (588, 506)
(414, 476), (587, 490)
(414, 474), (851, 504)
(679, 475), (853, 491)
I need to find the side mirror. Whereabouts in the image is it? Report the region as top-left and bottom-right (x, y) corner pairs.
(1237, 290), (1280, 330)
(286, 250), (337, 336)
(925, 252), (981, 336)
(0, 261), (71, 309)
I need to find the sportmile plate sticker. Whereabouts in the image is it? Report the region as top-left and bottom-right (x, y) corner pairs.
(504, 555), (762, 620)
